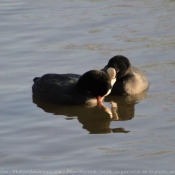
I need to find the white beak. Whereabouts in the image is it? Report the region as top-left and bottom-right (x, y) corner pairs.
(102, 67), (116, 97)
(107, 67), (116, 87)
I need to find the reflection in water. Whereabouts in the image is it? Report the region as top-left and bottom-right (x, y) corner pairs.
(32, 90), (147, 134)
(105, 90), (148, 121)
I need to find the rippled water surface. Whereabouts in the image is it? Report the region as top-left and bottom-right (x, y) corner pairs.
(0, 0), (175, 174)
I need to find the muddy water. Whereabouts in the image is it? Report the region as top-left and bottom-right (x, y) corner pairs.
(0, 0), (175, 174)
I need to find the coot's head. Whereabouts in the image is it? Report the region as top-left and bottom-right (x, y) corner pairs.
(77, 68), (116, 103)
(107, 55), (131, 80)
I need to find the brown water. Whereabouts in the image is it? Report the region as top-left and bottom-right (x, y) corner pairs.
(0, 0), (175, 174)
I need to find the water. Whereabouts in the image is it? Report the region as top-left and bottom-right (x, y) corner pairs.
(0, 0), (175, 174)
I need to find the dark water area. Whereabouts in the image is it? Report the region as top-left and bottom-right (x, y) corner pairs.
(0, 0), (175, 174)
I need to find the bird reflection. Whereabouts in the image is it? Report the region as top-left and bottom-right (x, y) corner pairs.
(105, 89), (148, 121)
(32, 90), (147, 134)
